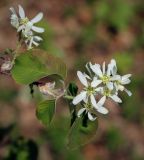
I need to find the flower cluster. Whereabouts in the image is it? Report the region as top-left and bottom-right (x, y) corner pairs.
(10, 5), (44, 49)
(72, 59), (132, 121)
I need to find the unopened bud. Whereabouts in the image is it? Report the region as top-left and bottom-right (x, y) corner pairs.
(1, 61), (13, 72)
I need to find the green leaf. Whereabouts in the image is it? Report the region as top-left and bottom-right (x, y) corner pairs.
(68, 82), (78, 96)
(67, 118), (98, 149)
(11, 49), (67, 84)
(36, 99), (56, 126)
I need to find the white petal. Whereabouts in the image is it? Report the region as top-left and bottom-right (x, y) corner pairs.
(28, 37), (33, 49)
(85, 62), (92, 76)
(97, 96), (106, 106)
(111, 59), (117, 75)
(111, 59), (116, 66)
(117, 84), (125, 91)
(97, 107), (109, 114)
(18, 5), (25, 18)
(72, 91), (87, 105)
(110, 75), (121, 81)
(107, 82), (113, 90)
(31, 12), (43, 23)
(124, 88), (132, 96)
(10, 7), (16, 14)
(83, 72), (91, 80)
(107, 63), (113, 76)
(90, 94), (97, 108)
(122, 74), (132, 80)
(102, 62), (105, 74)
(77, 108), (86, 117)
(17, 25), (25, 32)
(31, 26), (45, 33)
(121, 74), (131, 84)
(32, 40), (39, 46)
(95, 87), (103, 93)
(34, 36), (43, 41)
(77, 71), (88, 87)
(88, 112), (96, 121)
(91, 77), (102, 87)
(90, 64), (103, 77)
(110, 95), (122, 103)
(121, 79), (131, 85)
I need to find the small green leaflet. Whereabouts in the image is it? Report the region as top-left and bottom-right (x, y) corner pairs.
(36, 99), (56, 126)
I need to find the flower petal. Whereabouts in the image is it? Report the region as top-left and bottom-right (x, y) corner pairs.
(31, 26), (45, 33)
(95, 87), (103, 93)
(34, 36), (43, 41)
(85, 62), (93, 77)
(107, 82), (113, 90)
(91, 77), (102, 87)
(90, 64), (103, 77)
(31, 12), (43, 23)
(97, 96), (106, 106)
(122, 74), (132, 80)
(124, 88), (132, 96)
(10, 7), (16, 14)
(110, 75), (121, 81)
(90, 94), (97, 108)
(72, 91), (87, 105)
(17, 25), (25, 32)
(18, 5), (25, 19)
(97, 107), (109, 114)
(121, 74), (131, 84)
(107, 63), (112, 76)
(110, 95), (122, 103)
(102, 62), (105, 74)
(77, 108), (86, 117)
(77, 71), (88, 87)
(88, 112), (96, 121)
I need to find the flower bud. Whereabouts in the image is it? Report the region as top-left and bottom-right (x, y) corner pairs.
(1, 61), (13, 72)
(39, 81), (65, 99)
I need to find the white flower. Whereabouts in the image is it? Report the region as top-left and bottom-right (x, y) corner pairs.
(72, 71), (102, 107)
(89, 59), (116, 89)
(17, 5), (44, 35)
(25, 31), (43, 49)
(98, 86), (122, 103)
(112, 74), (132, 96)
(72, 59), (132, 121)
(10, 5), (44, 49)
(77, 96), (108, 121)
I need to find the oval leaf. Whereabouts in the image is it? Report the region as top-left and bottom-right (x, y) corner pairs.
(36, 99), (56, 126)
(67, 118), (98, 149)
(11, 49), (67, 84)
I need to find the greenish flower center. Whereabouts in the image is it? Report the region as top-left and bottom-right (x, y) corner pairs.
(85, 86), (95, 95)
(85, 103), (92, 110)
(103, 88), (111, 96)
(101, 75), (110, 84)
(20, 17), (29, 25)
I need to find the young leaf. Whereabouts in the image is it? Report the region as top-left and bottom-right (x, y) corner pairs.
(11, 49), (67, 84)
(67, 118), (98, 149)
(36, 99), (56, 126)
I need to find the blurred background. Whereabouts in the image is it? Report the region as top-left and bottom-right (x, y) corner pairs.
(0, 0), (144, 159)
